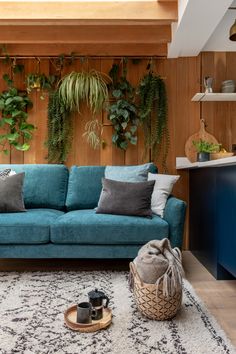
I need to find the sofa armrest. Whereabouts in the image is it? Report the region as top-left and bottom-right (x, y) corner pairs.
(163, 196), (187, 249)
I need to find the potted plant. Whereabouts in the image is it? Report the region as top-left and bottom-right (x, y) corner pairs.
(193, 139), (220, 162)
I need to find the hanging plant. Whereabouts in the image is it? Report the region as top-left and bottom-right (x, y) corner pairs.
(46, 90), (72, 164)
(83, 119), (104, 149)
(26, 73), (56, 94)
(0, 75), (34, 155)
(58, 70), (111, 113)
(138, 71), (169, 169)
(107, 63), (138, 150)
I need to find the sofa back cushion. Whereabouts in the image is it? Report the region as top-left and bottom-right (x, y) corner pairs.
(66, 166), (105, 210)
(66, 164), (158, 211)
(0, 164), (68, 210)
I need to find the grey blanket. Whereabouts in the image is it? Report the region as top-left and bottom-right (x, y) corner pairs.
(133, 238), (184, 297)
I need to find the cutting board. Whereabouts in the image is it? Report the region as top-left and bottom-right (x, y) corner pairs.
(185, 119), (219, 163)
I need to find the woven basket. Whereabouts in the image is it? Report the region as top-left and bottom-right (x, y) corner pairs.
(129, 262), (182, 320)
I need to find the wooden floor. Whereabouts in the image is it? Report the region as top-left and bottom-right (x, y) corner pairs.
(0, 251), (235, 347)
(183, 251), (236, 347)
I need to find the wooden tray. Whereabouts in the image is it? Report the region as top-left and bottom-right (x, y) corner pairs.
(211, 152), (234, 160)
(64, 305), (112, 333)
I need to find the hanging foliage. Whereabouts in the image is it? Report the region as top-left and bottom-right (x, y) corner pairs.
(58, 70), (111, 113)
(138, 71), (169, 169)
(83, 119), (103, 149)
(107, 63), (138, 150)
(46, 90), (72, 163)
(0, 74), (34, 155)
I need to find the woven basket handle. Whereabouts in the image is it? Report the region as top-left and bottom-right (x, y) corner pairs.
(129, 262), (144, 286)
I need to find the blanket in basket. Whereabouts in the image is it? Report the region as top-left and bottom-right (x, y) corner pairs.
(133, 238), (184, 297)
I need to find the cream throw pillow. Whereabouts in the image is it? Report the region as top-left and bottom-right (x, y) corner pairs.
(148, 173), (180, 218)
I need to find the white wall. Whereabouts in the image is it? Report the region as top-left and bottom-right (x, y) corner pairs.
(204, 8), (236, 51)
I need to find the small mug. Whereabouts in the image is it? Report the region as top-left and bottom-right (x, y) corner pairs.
(77, 302), (97, 324)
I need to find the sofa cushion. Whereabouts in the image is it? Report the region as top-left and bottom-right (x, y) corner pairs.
(0, 164), (68, 210)
(66, 166), (106, 210)
(105, 163), (157, 182)
(50, 209), (169, 245)
(0, 209), (64, 244)
(96, 178), (155, 217)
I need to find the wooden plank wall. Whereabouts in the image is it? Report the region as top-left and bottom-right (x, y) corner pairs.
(0, 56), (202, 248)
(201, 52), (236, 152)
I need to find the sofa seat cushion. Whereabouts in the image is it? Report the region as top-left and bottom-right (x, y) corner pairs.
(0, 209), (64, 244)
(50, 209), (169, 245)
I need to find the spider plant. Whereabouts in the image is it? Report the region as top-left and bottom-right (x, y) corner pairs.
(58, 70), (111, 113)
(83, 119), (103, 149)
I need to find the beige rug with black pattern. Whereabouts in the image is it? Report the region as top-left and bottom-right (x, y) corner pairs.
(0, 271), (235, 354)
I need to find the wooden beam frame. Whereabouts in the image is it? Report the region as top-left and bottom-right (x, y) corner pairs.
(4, 43), (168, 57)
(0, 25), (171, 44)
(0, 2), (177, 22)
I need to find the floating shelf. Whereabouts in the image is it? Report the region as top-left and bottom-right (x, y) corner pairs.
(192, 93), (236, 102)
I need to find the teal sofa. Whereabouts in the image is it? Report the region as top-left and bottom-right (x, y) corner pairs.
(0, 164), (186, 258)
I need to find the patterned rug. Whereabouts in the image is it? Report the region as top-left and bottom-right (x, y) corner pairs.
(0, 271), (235, 354)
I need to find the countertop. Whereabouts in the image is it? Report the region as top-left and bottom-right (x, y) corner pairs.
(176, 156), (236, 170)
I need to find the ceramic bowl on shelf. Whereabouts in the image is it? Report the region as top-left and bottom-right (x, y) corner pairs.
(221, 80), (235, 93)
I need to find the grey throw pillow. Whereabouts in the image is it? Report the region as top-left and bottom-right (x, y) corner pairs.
(0, 172), (26, 212)
(96, 178), (155, 217)
(0, 169), (12, 179)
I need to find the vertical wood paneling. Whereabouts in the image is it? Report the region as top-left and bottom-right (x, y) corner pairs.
(10, 59), (25, 164)
(201, 52), (236, 153)
(0, 62), (11, 163)
(157, 57), (201, 249)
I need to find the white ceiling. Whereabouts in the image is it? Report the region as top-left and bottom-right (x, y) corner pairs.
(204, 3), (236, 51)
(168, 0), (235, 57)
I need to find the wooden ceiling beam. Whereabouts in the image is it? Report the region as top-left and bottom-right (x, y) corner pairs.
(0, 25), (171, 44)
(4, 43), (168, 57)
(0, 2), (177, 22)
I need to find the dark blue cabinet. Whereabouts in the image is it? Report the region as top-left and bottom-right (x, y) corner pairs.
(189, 165), (236, 280)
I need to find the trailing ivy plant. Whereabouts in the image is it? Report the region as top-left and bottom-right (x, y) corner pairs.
(0, 75), (34, 155)
(46, 90), (72, 163)
(138, 71), (169, 169)
(108, 63), (138, 150)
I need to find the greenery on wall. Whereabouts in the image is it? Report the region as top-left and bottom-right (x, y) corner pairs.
(0, 48), (169, 165)
(46, 90), (72, 163)
(26, 73), (56, 95)
(138, 71), (169, 168)
(0, 75), (34, 155)
(108, 63), (138, 150)
(58, 70), (110, 113)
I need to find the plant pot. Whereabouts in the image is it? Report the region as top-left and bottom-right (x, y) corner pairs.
(197, 152), (210, 162)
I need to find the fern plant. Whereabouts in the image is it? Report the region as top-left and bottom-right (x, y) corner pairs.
(138, 72), (169, 169)
(46, 90), (72, 163)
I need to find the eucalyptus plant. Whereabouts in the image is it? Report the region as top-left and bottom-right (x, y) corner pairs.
(0, 75), (34, 155)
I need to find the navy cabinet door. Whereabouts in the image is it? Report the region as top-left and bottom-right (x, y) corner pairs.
(217, 166), (236, 277)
